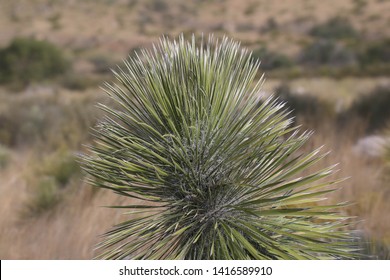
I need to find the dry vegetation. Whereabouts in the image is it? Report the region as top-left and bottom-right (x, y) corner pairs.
(0, 0), (389, 259)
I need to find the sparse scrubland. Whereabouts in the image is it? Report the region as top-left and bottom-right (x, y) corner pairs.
(0, 0), (389, 259)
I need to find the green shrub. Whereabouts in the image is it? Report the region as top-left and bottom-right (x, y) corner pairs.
(252, 46), (293, 70)
(359, 39), (390, 66)
(299, 40), (357, 68)
(147, 0), (168, 12)
(89, 54), (119, 74)
(341, 86), (390, 133)
(61, 73), (98, 91)
(0, 115), (15, 147)
(274, 84), (330, 124)
(25, 177), (61, 217)
(40, 150), (81, 186)
(352, 0), (367, 15)
(309, 17), (358, 40)
(260, 17), (278, 33)
(0, 93), (104, 149)
(0, 101), (46, 146)
(236, 22), (256, 32)
(0, 38), (69, 86)
(23, 150), (81, 217)
(0, 144), (11, 169)
(358, 63), (390, 76)
(83, 35), (357, 260)
(244, 2), (258, 16)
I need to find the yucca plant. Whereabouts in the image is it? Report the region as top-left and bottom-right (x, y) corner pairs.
(82, 35), (357, 259)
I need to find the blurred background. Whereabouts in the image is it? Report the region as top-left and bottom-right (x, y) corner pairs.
(0, 0), (389, 259)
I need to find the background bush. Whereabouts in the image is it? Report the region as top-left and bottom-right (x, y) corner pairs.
(39, 149), (81, 187)
(274, 83), (330, 124)
(340, 86), (390, 133)
(22, 149), (82, 217)
(0, 93), (106, 149)
(25, 176), (61, 217)
(61, 73), (99, 91)
(309, 16), (358, 40)
(252, 46), (292, 70)
(0, 38), (69, 86)
(0, 144), (11, 169)
(299, 40), (357, 68)
(359, 39), (390, 66)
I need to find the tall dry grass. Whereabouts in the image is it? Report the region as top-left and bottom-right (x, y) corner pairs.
(303, 122), (390, 245)
(1, 84), (389, 258)
(0, 89), (132, 259)
(0, 121), (389, 259)
(0, 151), (134, 259)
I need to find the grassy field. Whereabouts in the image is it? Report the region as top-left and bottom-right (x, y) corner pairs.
(0, 0), (389, 259)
